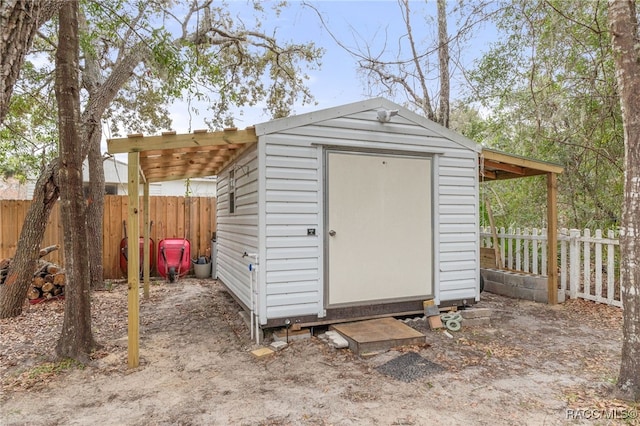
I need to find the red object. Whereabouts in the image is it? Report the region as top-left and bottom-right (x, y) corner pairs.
(120, 237), (155, 278)
(29, 295), (64, 304)
(157, 238), (190, 282)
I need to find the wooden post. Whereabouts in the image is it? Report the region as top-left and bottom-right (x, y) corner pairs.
(143, 181), (150, 299)
(547, 172), (558, 304)
(127, 152), (140, 368)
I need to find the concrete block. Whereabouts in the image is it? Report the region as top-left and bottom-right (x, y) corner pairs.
(522, 275), (546, 290)
(482, 269), (505, 284)
(533, 289), (549, 303)
(323, 330), (349, 349)
(487, 280), (516, 298)
(483, 280), (501, 294)
(428, 315), (444, 329)
(506, 273), (525, 288)
(515, 286), (534, 301)
(460, 308), (492, 319)
(251, 347), (274, 358)
(273, 328), (311, 342)
(423, 299), (439, 317)
(270, 341), (288, 352)
(462, 317), (491, 327)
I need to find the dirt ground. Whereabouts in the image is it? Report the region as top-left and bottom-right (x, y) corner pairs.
(0, 278), (637, 425)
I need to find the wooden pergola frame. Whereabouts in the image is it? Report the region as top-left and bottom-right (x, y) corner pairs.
(479, 148), (564, 306)
(107, 129), (562, 368)
(107, 127), (258, 368)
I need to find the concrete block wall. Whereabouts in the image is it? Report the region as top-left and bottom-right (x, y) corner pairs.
(481, 268), (548, 303)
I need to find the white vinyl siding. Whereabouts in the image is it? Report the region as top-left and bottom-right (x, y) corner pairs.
(437, 154), (479, 302)
(262, 138), (323, 319)
(254, 101), (479, 318)
(216, 146), (259, 308)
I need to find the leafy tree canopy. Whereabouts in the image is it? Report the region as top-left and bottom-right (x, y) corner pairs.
(1, 0), (323, 180)
(466, 0), (623, 229)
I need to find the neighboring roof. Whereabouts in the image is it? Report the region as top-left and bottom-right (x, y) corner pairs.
(480, 147), (563, 180)
(255, 97), (482, 153)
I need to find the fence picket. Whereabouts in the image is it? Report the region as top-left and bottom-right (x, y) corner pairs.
(583, 229), (591, 297)
(500, 226), (506, 269)
(507, 227), (514, 270)
(595, 229), (603, 302)
(523, 228), (530, 273)
(560, 228), (568, 303)
(541, 228), (547, 276)
(608, 230), (616, 306)
(569, 229), (580, 299)
(516, 228), (522, 271)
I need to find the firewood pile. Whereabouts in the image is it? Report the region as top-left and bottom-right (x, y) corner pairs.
(0, 245), (66, 302)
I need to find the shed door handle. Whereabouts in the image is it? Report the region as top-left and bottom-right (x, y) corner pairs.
(328, 230), (336, 237)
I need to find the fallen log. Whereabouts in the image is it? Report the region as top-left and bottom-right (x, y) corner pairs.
(32, 276), (45, 288)
(38, 245), (60, 258)
(41, 282), (54, 293)
(27, 287), (42, 300)
(53, 273), (66, 286)
(34, 260), (58, 278)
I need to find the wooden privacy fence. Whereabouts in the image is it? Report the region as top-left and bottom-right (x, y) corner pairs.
(0, 195), (216, 279)
(481, 227), (622, 308)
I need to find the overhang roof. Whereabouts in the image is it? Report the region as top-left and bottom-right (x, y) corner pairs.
(480, 147), (563, 181)
(107, 128), (258, 183)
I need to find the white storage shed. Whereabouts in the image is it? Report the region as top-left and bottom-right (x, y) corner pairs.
(108, 97), (562, 367)
(216, 98), (482, 329)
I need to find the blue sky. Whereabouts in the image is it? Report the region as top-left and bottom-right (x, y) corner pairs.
(165, 0), (497, 133)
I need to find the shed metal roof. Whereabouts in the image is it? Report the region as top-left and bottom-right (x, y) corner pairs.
(255, 97), (482, 153)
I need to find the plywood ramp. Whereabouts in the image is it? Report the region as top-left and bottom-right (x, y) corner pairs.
(330, 317), (425, 355)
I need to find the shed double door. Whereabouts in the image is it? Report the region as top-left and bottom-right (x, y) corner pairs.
(326, 151), (433, 307)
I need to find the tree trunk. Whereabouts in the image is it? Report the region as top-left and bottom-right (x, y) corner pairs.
(78, 10), (104, 290)
(608, 0), (640, 400)
(0, 0), (61, 124)
(86, 132), (105, 289)
(436, 0), (450, 128)
(0, 160), (59, 318)
(54, 0), (96, 361)
(401, 0), (435, 122)
(0, 1), (64, 315)
(0, 6), (148, 317)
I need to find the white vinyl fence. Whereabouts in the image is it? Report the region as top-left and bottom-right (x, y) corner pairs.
(480, 227), (621, 308)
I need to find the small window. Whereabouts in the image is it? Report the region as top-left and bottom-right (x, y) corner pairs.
(83, 183), (119, 197)
(105, 184), (118, 195)
(229, 169), (235, 214)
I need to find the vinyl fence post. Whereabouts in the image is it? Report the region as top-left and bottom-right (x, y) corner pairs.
(595, 229), (603, 302)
